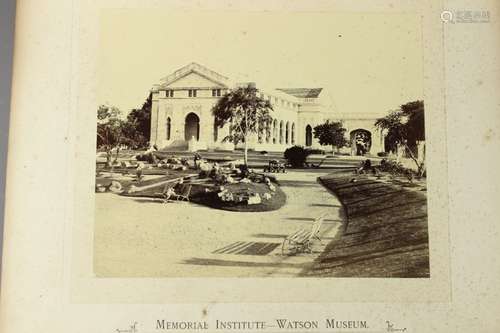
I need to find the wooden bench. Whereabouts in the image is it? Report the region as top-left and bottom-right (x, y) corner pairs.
(161, 182), (192, 202)
(282, 214), (327, 255)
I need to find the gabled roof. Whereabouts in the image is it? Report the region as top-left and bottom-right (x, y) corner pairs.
(159, 62), (229, 88)
(276, 88), (323, 98)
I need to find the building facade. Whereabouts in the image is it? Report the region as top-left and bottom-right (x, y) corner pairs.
(150, 62), (384, 154)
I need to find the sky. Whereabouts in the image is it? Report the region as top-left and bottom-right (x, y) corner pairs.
(98, 11), (424, 116)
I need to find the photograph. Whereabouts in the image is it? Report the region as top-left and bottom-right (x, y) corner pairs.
(94, 11), (428, 278)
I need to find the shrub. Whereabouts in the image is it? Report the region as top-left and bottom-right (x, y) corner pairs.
(379, 159), (415, 182)
(284, 145), (311, 167)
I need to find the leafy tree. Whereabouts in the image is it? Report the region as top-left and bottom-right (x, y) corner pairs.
(212, 84), (273, 166)
(313, 120), (348, 153)
(96, 105), (135, 166)
(126, 93), (151, 147)
(375, 100), (425, 176)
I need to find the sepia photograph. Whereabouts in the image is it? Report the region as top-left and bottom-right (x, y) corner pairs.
(4, 0), (500, 331)
(94, 11), (428, 278)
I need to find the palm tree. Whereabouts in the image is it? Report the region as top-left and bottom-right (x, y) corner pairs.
(212, 84), (273, 166)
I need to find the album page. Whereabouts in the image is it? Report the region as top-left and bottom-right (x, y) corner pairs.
(1, 0), (499, 332)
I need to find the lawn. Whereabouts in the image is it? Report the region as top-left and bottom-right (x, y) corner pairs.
(97, 164), (287, 212)
(95, 168), (195, 189)
(301, 171), (429, 278)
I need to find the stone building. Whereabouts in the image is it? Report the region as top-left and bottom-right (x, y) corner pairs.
(150, 62), (384, 154)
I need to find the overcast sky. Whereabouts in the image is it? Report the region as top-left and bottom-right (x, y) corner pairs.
(98, 11), (423, 116)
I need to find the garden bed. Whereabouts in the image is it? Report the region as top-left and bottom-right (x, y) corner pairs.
(97, 164), (287, 212)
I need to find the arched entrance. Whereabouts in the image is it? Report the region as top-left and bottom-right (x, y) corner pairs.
(305, 125), (312, 146)
(184, 113), (200, 141)
(350, 129), (372, 155)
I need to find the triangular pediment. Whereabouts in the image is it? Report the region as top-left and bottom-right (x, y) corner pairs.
(164, 71), (226, 89)
(160, 62), (229, 89)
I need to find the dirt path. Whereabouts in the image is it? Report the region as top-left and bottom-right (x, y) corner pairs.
(94, 170), (345, 277)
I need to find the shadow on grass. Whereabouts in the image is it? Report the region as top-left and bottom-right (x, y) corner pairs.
(302, 173), (430, 278)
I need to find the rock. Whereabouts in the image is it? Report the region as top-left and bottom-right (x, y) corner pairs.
(109, 180), (123, 193)
(199, 162), (212, 172)
(247, 193), (262, 205)
(96, 185), (107, 193)
(262, 193), (272, 200)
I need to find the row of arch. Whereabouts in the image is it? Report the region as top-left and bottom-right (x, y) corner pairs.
(266, 119), (296, 145)
(165, 113), (318, 148)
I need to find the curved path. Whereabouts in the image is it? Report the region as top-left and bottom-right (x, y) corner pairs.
(94, 170), (345, 277)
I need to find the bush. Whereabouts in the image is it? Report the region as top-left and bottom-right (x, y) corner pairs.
(379, 159), (415, 182)
(377, 152), (389, 157)
(284, 145), (311, 167)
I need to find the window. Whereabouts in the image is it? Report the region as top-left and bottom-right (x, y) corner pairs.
(213, 122), (218, 142)
(188, 89), (197, 97)
(165, 90), (174, 98)
(285, 122), (290, 144)
(166, 117), (171, 140)
(212, 89), (221, 97)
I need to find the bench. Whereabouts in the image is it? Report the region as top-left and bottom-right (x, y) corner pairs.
(282, 213), (327, 255)
(263, 160), (286, 173)
(161, 182), (192, 202)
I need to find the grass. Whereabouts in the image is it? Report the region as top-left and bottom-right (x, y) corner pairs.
(97, 166), (287, 212)
(301, 171), (429, 278)
(121, 180), (286, 212)
(190, 182), (287, 212)
(95, 169), (195, 189)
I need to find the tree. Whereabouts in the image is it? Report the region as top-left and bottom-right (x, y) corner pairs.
(126, 93), (151, 147)
(375, 100), (425, 176)
(96, 105), (135, 166)
(313, 120), (348, 153)
(212, 84), (273, 166)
